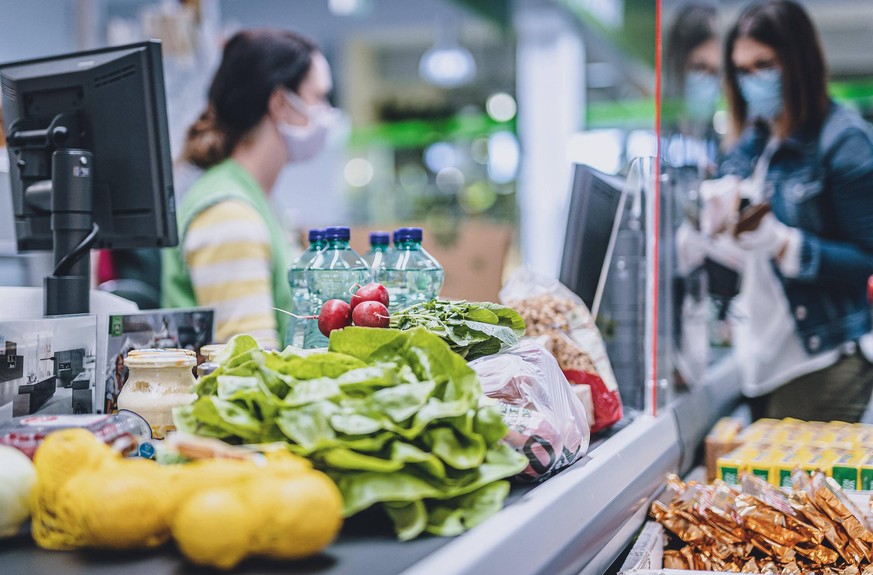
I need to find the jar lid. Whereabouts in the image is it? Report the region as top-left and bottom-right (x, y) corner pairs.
(125, 348), (196, 368)
(198, 344), (226, 362)
(127, 348), (196, 357)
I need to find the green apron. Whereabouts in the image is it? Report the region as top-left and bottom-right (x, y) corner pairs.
(162, 159), (293, 339)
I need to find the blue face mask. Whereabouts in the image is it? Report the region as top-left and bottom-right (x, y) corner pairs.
(683, 70), (721, 121)
(738, 68), (783, 122)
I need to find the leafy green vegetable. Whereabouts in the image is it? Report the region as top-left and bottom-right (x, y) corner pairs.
(384, 500), (428, 542)
(425, 481), (510, 537)
(389, 300), (526, 360)
(174, 327), (527, 540)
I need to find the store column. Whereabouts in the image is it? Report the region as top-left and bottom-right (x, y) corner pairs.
(515, 3), (585, 277)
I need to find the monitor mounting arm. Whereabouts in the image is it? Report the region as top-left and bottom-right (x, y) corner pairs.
(8, 113), (99, 316)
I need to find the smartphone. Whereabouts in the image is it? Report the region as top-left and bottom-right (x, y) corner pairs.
(733, 202), (771, 236)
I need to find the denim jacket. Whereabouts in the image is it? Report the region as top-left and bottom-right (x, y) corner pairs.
(719, 102), (873, 355)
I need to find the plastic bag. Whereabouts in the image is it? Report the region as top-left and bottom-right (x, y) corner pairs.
(500, 268), (623, 433)
(470, 340), (590, 482)
(0, 412), (153, 459)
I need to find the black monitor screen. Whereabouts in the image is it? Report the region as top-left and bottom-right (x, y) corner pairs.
(0, 41), (177, 251)
(559, 164), (626, 311)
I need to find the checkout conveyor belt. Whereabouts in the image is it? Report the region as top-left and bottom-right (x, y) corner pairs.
(0, 357), (743, 575)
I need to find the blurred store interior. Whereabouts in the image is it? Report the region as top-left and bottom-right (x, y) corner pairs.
(0, 0), (661, 297)
(1, 0), (872, 406)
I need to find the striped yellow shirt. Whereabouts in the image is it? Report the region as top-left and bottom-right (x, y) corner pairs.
(183, 200), (280, 349)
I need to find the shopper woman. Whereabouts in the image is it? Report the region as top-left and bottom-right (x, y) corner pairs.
(709, 0), (873, 421)
(663, 2), (722, 176)
(162, 30), (338, 349)
(663, 3), (727, 387)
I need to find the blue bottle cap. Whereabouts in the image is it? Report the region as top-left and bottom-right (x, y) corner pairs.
(308, 228), (325, 243)
(369, 231), (390, 246)
(324, 226), (351, 241)
(395, 227), (423, 242)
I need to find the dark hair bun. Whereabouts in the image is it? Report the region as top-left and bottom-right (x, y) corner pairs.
(181, 107), (232, 169)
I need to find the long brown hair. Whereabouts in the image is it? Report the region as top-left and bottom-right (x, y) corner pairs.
(724, 0), (829, 138)
(664, 2), (719, 100)
(182, 29), (318, 169)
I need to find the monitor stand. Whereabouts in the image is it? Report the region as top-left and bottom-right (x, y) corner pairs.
(41, 149), (98, 316)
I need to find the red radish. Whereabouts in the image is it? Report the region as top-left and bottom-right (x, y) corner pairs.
(318, 299), (352, 337)
(352, 300), (390, 328)
(350, 282), (390, 310)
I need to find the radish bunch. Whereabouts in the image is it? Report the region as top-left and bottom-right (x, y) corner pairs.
(317, 283), (390, 337)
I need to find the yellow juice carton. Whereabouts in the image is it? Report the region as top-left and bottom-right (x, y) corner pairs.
(746, 449), (776, 484)
(773, 425), (815, 446)
(831, 452), (862, 491)
(739, 419), (781, 443)
(717, 446), (758, 485)
(773, 449), (803, 488)
(859, 453), (873, 491)
(798, 449), (840, 477)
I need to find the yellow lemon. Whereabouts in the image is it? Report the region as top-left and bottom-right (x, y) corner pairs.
(164, 458), (258, 514)
(31, 429), (116, 550)
(172, 487), (256, 570)
(33, 429), (115, 492)
(263, 449), (312, 476)
(248, 471), (343, 560)
(61, 459), (172, 549)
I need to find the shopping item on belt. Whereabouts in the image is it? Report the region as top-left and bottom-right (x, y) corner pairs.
(500, 268), (623, 433)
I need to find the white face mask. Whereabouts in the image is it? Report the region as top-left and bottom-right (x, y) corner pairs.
(279, 91), (340, 163)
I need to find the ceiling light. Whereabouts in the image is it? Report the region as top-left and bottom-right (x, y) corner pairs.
(419, 22), (476, 89)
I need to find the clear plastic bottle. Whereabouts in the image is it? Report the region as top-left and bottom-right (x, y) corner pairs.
(363, 231), (392, 282)
(303, 226), (369, 348)
(383, 227), (444, 312)
(284, 229), (325, 348)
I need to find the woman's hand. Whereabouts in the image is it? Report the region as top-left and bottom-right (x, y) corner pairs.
(699, 176), (741, 237)
(735, 213), (802, 276)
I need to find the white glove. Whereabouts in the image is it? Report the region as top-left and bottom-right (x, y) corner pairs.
(704, 233), (745, 272)
(675, 221), (706, 275)
(699, 176), (741, 237)
(735, 212), (802, 277)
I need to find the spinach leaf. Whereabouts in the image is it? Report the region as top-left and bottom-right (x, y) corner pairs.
(389, 300), (526, 360)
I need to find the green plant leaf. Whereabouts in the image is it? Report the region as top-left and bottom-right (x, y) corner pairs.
(385, 500), (429, 541)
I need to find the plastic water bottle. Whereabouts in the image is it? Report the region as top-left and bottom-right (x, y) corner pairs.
(303, 226), (369, 348)
(284, 229), (325, 348)
(363, 231), (392, 282)
(383, 227), (444, 312)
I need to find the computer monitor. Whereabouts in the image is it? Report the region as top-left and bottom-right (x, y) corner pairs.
(0, 41), (177, 315)
(560, 163), (649, 409)
(559, 163), (628, 316)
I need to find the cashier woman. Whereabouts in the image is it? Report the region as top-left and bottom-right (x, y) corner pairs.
(699, 0), (873, 422)
(161, 29), (339, 350)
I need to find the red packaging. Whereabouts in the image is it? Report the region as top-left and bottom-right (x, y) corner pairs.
(500, 269), (623, 433)
(0, 412), (152, 459)
(563, 369), (622, 434)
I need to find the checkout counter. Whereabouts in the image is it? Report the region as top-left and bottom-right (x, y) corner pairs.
(0, 157), (740, 574)
(0, 365), (742, 575)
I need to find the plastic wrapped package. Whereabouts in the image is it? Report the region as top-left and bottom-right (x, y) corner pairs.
(500, 269), (623, 433)
(470, 340), (590, 481)
(0, 413), (153, 459)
